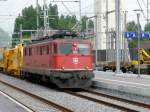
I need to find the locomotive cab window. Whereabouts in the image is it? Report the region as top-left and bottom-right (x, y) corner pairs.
(59, 43), (72, 55)
(59, 43), (90, 55)
(77, 44), (90, 55)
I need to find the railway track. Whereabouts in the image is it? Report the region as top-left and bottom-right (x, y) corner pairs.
(0, 74), (149, 112)
(85, 89), (150, 109)
(65, 89), (150, 112)
(0, 90), (35, 112)
(0, 79), (73, 112)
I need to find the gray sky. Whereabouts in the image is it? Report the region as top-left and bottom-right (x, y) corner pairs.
(0, 0), (147, 34)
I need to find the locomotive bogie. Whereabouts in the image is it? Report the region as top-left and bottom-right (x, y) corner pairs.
(50, 71), (94, 88)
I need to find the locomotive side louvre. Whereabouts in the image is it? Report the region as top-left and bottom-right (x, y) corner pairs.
(24, 42), (52, 75)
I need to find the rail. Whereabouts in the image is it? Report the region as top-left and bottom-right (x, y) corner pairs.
(0, 79), (73, 112)
(85, 89), (150, 109)
(65, 89), (150, 112)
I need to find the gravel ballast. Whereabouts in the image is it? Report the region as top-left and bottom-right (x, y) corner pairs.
(0, 73), (122, 112)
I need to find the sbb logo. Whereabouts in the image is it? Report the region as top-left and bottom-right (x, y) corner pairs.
(72, 58), (78, 64)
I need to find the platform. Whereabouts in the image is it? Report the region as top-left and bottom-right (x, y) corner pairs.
(0, 91), (30, 112)
(93, 71), (150, 97)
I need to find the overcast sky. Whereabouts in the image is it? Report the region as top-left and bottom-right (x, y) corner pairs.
(0, 0), (147, 35)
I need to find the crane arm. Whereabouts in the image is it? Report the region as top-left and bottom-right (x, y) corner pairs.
(140, 48), (150, 58)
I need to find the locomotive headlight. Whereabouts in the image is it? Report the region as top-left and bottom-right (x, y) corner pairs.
(61, 66), (65, 70)
(85, 66), (89, 69)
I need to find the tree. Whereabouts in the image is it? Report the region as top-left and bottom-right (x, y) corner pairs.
(81, 16), (87, 32)
(14, 4), (78, 32)
(14, 5), (41, 38)
(144, 22), (150, 31)
(58, 15), (65, 29)
(12, 4), (71, 46)
(48, 4), (59, 29)
(14, 14), (23, 33)
(126, 21), (142, 48)
(69, 15), (77, 29)
(81, 16), (94, 32)
(126, 21), (140, 32)
(88, 19), (94, 29)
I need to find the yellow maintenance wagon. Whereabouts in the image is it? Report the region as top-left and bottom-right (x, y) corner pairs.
(0, 44), (24, 77)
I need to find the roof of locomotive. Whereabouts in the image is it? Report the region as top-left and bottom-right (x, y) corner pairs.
(25, 38), (91, 47)
(52, 38), (91, 43)
(25, 32), (91, 46)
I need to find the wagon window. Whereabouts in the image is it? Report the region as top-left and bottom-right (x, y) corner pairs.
(59, 44), (72, 54)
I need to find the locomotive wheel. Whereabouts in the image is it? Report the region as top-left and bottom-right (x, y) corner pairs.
(121, 67), (127, 73)
(103, 67), (106, 72)
(112, 68), (116, 72)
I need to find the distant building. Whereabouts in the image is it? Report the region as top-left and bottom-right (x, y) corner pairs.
(94, 0), (125, 50)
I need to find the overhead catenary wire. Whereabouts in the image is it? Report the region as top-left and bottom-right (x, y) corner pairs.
(51, 0), (94, 17)
(0, 0), (8, 7)
(0, 0), (94, 34)
(61, 2), (73, 15)
(136, 0), (147, 21)
(12, 0), (31, 15)
(141, 0), (147, 7)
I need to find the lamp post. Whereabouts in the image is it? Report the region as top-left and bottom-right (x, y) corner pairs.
(137, 13), (140, 77)
(133, 9), (142, 77)
(94, 15), (98, 66)
(115, 0), (121, 74)
(36, 0), (39, 37)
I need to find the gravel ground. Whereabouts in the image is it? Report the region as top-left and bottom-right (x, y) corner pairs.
(0, 73), (122, 112)
(0, 82), (61, 112)
(93, 71), (150, 104)
(94, 71), (150, 81)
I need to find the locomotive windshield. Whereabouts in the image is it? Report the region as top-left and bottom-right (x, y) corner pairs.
(59, 44), (72, 54)
(77, 44), (90, 55)
(59, 43), (90, 55)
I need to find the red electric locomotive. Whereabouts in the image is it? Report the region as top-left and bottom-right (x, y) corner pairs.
(23, 35), (94, 88)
